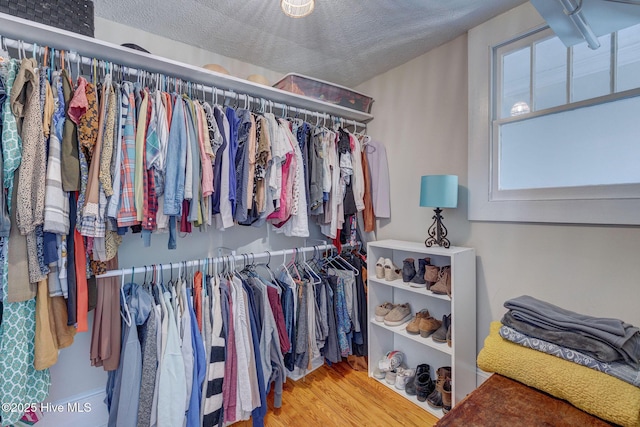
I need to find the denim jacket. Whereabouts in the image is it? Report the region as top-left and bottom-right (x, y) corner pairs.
(163, 95), (187, 216)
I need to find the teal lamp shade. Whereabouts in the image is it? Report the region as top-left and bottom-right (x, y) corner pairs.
(420, 175), (458, 208)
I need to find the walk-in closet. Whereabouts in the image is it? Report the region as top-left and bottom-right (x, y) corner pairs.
(1, 1), (640, 426)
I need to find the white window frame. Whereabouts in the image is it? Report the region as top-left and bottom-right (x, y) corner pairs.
(468, 3), (640, 225)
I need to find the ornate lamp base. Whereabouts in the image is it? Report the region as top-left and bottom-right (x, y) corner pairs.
(424, 207), (451, 248)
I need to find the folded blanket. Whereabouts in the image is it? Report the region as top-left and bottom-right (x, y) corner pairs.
(502, 311), (623, 363)
(500, 324), (640, 388)
(504, 295), (640, 364)
(478, 322), (640, 427)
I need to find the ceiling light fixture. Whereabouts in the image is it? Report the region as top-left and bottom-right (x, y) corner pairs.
(281, 0), (315, 18)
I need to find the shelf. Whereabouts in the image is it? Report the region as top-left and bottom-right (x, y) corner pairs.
(0, 13), (374, 123)
(368, 277), (451, 301)
(371, 376), (444, 419)
(370, 318), (453, 356)
(368, 240), (473, 255)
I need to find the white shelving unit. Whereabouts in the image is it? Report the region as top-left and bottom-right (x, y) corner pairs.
(367, 239), (476, 419)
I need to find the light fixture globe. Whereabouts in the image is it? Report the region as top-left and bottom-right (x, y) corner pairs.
(281, 0), (315, 18)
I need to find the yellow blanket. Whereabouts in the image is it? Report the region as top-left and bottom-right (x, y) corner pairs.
(477, 322), (640, 427)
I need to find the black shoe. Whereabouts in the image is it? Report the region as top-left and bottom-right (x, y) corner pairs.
(402, 258), (416, 283)
(415, 372), (435, 402)
(405, 363), (430, 395)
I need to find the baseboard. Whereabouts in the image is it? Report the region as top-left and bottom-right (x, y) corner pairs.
(35, 389), (108, 427)
(476, 367), (492, 385)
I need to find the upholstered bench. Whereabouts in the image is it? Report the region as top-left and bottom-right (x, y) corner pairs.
(435, 374), (615, 427)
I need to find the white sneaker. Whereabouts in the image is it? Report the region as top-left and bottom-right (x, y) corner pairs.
(385, 369), (397, 385)
(394, 367), (416, 390)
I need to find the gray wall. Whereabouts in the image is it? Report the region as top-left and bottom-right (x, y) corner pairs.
(356, 4), (640, 356)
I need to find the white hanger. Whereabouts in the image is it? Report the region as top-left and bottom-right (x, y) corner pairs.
(120, 269), (132, 327)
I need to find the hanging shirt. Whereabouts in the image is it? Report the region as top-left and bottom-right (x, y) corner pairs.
(117, 83), (139, 227)
(163, 96), (187, 216)
(364, 137), (391, 218)
(43, 72), (70, 235)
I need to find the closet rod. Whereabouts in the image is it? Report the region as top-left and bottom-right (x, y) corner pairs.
(94, 243), (336, 279)
(2, 37), (367, 130)
(0, 22), (373, 127)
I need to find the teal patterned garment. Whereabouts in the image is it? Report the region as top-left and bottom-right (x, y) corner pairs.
(0, 237), (50, 425)
(1, 59), (22, 210)
(0, 59), (50, 424)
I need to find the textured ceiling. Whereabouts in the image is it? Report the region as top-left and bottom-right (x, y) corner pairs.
(94, 0), (528, 88)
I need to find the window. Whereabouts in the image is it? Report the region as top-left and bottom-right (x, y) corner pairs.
(468, 5), (640, 225)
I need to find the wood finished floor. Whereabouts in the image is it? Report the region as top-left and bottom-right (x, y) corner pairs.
(233, 362), (439, 427)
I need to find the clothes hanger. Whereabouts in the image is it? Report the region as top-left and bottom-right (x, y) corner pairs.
(302, 249), (322, 285)
(120, 268), (133, 327)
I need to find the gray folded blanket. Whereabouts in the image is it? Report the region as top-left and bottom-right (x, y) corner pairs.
(502, 311), (622, 363)
(504, 295), (640, 364)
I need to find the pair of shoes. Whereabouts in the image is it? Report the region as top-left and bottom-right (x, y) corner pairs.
(375, 302), (412, 326)
(424, 264), (440, 290)
(394, 367), (416, 390)
(384, 258), (402, 281)
(405, 363), (430, 396)
(419, 314), (442, 338)
(374, 302), (395, 322)
(402, 257), (432, 287)
(405, 309), (430, 334)
(430, 266), (452, 297)
(427, 366), (452, 411)
(432, 314), (451, 344)
(384, 303), (412, 326)
(376, 257), (402, 281)
(378, 350), (404, 374)
(415, 369), (435, 402)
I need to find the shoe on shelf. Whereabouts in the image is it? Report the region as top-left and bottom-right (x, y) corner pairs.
(384, 303), (412, 326)
(442, 378), (452, 413)
(432, 314), (451, 344)
(384, 258), (402, 281)
(374, 302), (396, 322)
(405, 309), (431, 335)
(375, 257), (385, 279)
(385, 369), (397, 385)
(394, 367), (416, 390)
(447, 321), (452, 347)
(373, 360), (386, 379)
(402, 258), (416, 283)
(410, 257), (430, 287)
(431, 266), (451, 297)
(418, 315), (442, 338)
(424, 265), (440, 290)
(405, 363), (430, 396)
(378, 350), (404, 373)
(427, 366), (452, 410)
(415, 372), (435, 402)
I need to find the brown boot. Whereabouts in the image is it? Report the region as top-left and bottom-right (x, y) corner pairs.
(406, 309), (431, 334)
(424, 265), (439, 290)
(418, 316), (442, 338)
(442, 378), (452, 413)
(426, 366), (452, 410)
(430, 266), (451, 297)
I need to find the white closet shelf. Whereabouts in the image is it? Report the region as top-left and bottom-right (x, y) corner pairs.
(367, 277), (451, 300)
(0, 12), (374, 123)
(369, 319), (453, 356)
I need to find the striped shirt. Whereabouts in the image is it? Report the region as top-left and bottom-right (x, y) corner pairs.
(117, 83), (138, 227)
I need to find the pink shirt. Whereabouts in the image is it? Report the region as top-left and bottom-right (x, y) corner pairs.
(196, 103), (214, 197)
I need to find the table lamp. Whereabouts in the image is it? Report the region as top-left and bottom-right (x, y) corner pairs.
(420, 175), (458, 248)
